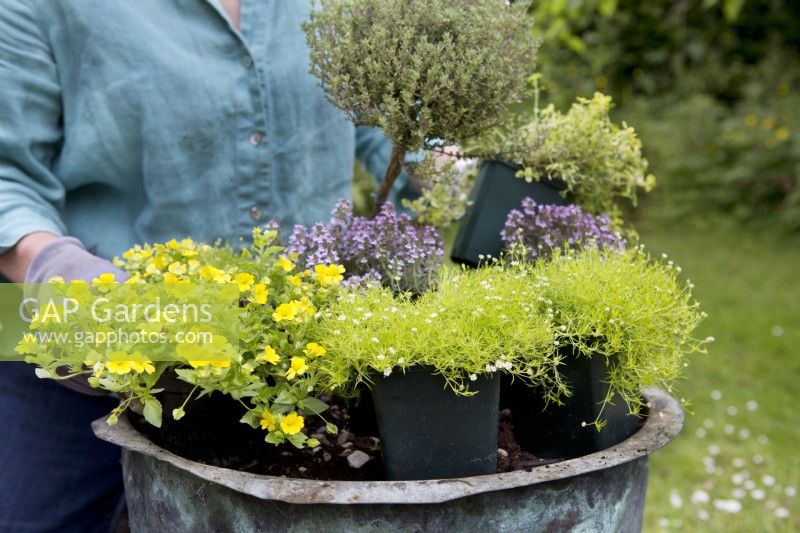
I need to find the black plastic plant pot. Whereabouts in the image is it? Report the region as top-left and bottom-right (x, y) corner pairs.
(451, 159), (570, 267)
(130, 375), (265, 469)
(370, 367), (501, 481)
(506, 351), (642, 459)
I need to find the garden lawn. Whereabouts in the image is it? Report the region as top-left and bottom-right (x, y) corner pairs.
(637, 217), (800, 532)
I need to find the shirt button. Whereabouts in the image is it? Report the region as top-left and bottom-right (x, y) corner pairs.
(242, 56), (254, 69)
(249, 205), (263, 221)
(249, 132), (262, 146)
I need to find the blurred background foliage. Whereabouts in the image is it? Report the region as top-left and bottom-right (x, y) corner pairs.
(530, 0), (800, 230)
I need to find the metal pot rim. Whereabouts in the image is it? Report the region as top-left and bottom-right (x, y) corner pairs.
(92, 387), (682, 505)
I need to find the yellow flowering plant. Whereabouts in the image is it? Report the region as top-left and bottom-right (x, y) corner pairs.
(23, 228), (345, 448)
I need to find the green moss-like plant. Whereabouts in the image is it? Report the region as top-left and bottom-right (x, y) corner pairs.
(526, 245), (712, 417)
(467, 89), (656, 221)
(303, 0), (537, 211)
(311, 266), (566, 400)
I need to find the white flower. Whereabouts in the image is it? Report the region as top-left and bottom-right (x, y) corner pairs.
(695, 428), (706, 438)
(469, 374), (477, 382)
(746, 400), (759, 411)
(710, 390), (722, 400)
(757, 434), (769, 444)
(485, 364), (497, 372)
(762, 475), (775, 487)
(775, 507), (790, 519)
(708, 444), (720, 455)
(727, 405), (738, 416)
(669, 491), (683, 509)
(383, 367), (392, 377)
(713, 499), (742, 513)
(785, 486), (796, 497)
(371, 337), (379, 343)
(691, 489), (710, 504)
(397, 357), (405, 364)
(750, 489), (765, 500)
(376, 354), (385, 360)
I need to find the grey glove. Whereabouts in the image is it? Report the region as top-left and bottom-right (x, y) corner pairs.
(25, 237), (129, 396)
(25, 237), (129, 284)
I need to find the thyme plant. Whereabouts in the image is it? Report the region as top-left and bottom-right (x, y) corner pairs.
(304, 0), (537, 211)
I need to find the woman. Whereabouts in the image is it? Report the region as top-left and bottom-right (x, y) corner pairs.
(0, 1), (405, 530)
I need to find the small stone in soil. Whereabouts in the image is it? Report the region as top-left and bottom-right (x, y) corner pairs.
(497, 448), (509, 458)
(323, 452), (332, 462)
(347, 450), (372, 469)
(337, 430), (354, 446)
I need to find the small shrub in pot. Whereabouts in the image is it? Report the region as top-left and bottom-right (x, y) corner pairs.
(311, 267), (565, 480)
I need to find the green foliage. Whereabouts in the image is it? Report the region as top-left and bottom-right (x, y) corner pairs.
(311, 266), (566, 400)
(313, 246), (709, 421)
(532, 0), (800, 105)
(528, 1), (800, 230)
(527, 245), (712, 415)
(401, 154), (476, 229)
(304, 0), (537, 152)
(468, 90), (655, 219)
(628, 88), (800, 230)
(24, 231), (345, 447)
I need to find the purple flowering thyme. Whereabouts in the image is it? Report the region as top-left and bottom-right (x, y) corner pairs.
(288, 199), (444, 294)
(501, 197), (624, 260)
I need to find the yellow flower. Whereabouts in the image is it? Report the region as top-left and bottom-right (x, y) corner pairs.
(280, 412), (305, 435)
(168, 262), (187, 276)
(47, 276), (65, 284)
(260, 411), (277, 431)
(122, 246), (153, 262)
(272, 301), (299, 322)
(180, 240), (198, 257)
(187, 259), (201, 271)
(288, 275), (302, 287)
(92, 272), (118, 285)
(129, 359), (156, 374)
(745, 114), (758, 127)
(199, 265), (231, 283)
(761, 117), (775, 130)
(278, 255), (295, 272)
(303, 342), (326, 357)
(187, 359), (231, 369)
(234, 272), (255, 292)
(259, 346), (280, 364)
(775, 127), (791, 141)
(166, 239), (180, 250)
(163, 272), (188, 284)
(286, 357), (308, 380)
(314, 264), (345, 287)
(298, 297), (316, 317)
(252, 283), (268, 304)
(105, 360), (133, 375)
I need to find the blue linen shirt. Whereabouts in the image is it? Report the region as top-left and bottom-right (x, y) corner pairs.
(0, 0), (402, 260)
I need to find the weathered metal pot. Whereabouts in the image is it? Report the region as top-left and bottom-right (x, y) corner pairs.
(93, 388), (682, 532)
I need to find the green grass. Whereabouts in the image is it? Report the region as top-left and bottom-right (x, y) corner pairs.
(637, 217), (800, 531)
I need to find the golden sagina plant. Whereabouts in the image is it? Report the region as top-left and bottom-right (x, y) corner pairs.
(24, 228), (345, 449)
(525, 244), (713, 425)
(311, 265), (568, 401)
